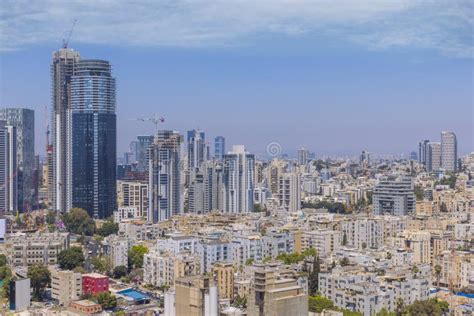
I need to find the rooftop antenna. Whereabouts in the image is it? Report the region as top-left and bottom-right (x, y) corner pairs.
(62, 19), (77, 49)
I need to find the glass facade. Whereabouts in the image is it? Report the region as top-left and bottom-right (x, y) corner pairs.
(70, 60), (116, 218)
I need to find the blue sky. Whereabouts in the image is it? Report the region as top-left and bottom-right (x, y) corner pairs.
(0, 0), (473, 157)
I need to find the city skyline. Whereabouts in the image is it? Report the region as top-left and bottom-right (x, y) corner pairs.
(0, 2), (472, 157)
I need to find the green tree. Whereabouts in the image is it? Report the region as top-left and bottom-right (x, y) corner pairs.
(434, 265), (442, 288)
(414, 185), (424, 201)
(128, 245), (149, 269)
(91, 256), (113, 275)
(308, 254), (320, 296)
(404, 299), (447, 316)
(46, 210), (56, 225)
(0, 253), (6, 267)
(245, 258), (255, 266)
(342, 232), (348, 246)
(340, 257), (350, 266)
(27, 264), (51, 301)
(395, 298), (404, 316)
(58, 247), (85, 270)
(97, 221), (119, 237)
(376, 308), (396, 316)
(62, 208), (95, 236)
(233, 294), (247, 308)
(93, 291), (117, 310)
(308, 295), (334, 313)
(113, 265), (128, 279)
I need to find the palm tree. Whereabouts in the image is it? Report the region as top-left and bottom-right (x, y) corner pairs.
(434, 265), (442, 289)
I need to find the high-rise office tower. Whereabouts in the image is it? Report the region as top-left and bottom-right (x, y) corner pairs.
(68, 59), (116, 218)
(148, 130), (183, 223)
(214, 136), (225, 160)
(222, 145), (255, 213)
(441, 131), (457, 171)
(359, 150), (370, 167)
(418, 140), (429, 166)
(0, 121), (17, 213)
(278, 172), (301, 212)
(187, 129), (207, 170)
(0, 108), (35, 211)
(51, 48), (81, 212)
(297, 148), (309, 165)
(427, 142), (441, 172)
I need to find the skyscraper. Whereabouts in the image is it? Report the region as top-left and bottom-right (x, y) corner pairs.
(297, 148), (309, 165)
(0, 108), (35, 211)
(148, 130), (183, 223)
(427, 142), (441, 172)
(214, 136), (225, 160)
(51, 48), (80, 212)
(0, 121), (17, 213)
(222, 145), (255, 213)
(373, 176), (415, 216)
(441, 131), (457, 171)
(69, 59), (116, 218)
(187, 129), (207, 170)
(418, 140), (429, 166)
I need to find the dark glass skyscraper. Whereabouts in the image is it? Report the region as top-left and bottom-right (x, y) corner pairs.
(69, 60), (116, 218)
(214, 136), (225, 160)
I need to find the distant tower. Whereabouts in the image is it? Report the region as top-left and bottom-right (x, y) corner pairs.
(0, 121), (17, 212)
(297, 148), (309, 165)
(0, 108), (35, 212)
(418, 140), (430, 166)
(187, 129), (207, 170)
(427, 142), (441, 171)
(51, 48), (80, 213)
(222, 145), (255, 213)
(441, 131), (457, 171)
(69, 59), (116, 219)
(214, 136), (226, 160)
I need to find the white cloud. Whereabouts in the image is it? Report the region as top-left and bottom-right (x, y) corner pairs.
(0, 0), (472, 57)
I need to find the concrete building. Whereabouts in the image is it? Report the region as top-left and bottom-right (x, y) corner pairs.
(6, 232), (70, 266)
(278, 172), (301, 212)
(340, 218), (384, 250)
(51, 48), (81, 213)
(172, 275), (218, 316)
(50, 267), (82, 306)
(297, 148), (309, 165)
(301, 230), (341, 257)
(213, 262), (234, 300)
(143, 250), (200, 287)
(82, 273), (109, 295)
(9, 278), (31, 311)
(441, 131), (457, 171)
(247, 264), (308, 316)
(102, 234), (132, 268)
(214, 136), (226, 160)
(373, 176), (415, 216)
(117, 180), (148, 218)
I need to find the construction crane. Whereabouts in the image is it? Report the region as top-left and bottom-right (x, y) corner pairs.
(62, 19), (77, 49)
(130, 115), (165, 136)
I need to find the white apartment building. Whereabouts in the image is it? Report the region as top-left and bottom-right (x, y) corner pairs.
(156, 233), (199, 254)
(278, 172), (301, 212)
(143, 250), (200, 287)
(197, 238), (233, 272)
(301, 230), (341, 258)
(117, 180), (149, 218)
(102, 234), (133, 268)
(341, 218), (384, 250)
